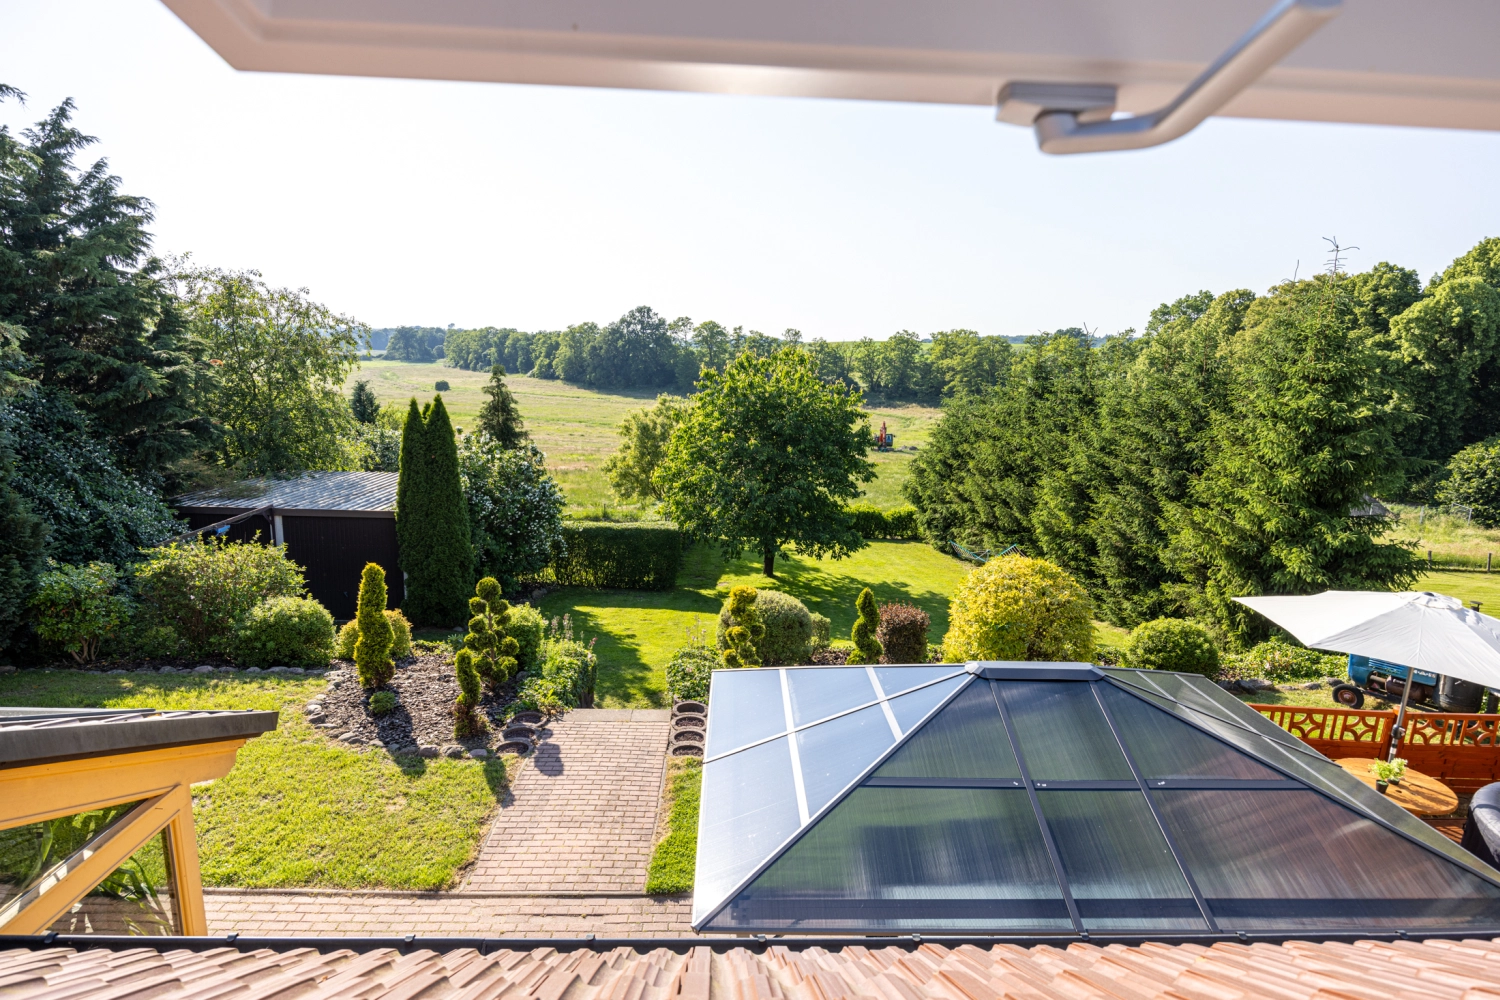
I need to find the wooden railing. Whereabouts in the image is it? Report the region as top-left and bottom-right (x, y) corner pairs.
(1252, 705), (1500, 796)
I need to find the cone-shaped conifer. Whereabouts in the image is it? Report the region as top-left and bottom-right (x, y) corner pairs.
(354, 562), (395, 688)
(396, 394), (474, 626)
(477, 366), (528, 447)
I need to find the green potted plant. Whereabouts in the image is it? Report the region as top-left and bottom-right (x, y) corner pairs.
(1389, 757), (1408, 785)
(1368, 759), (1397, 793)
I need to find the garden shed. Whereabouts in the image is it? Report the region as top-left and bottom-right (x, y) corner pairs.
(693, 661), (1500, 935)
(172, 472), (402, 620)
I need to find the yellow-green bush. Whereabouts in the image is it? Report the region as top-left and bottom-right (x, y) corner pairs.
(1124, 618), (1219, 678)
(942, 555), (1094, 662)
(336, 610), (412, 661)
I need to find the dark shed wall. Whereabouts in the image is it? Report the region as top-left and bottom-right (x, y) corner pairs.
(281, 516), (403, 620)
(177, 509), (403, 620)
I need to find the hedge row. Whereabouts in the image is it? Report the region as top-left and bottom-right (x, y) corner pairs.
(545, 522), (683, 590)
(846, 504), (919, 540)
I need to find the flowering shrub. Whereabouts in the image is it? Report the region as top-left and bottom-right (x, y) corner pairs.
(942, 555), (1094, 662)
(459, 437), (565, 592)
(515, 636), (598, 713)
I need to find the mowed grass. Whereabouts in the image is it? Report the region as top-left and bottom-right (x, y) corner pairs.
(540, 541), (1125, 708)
(348, 360), (932, 511)
(0, 670), (507, 889)
(644, 756), (701, 895)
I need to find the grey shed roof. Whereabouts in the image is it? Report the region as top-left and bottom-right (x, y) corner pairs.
(0, 708), (279, 768)
(173, 471), (398, 514)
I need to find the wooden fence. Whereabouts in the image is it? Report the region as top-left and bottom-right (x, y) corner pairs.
(1252, 705), (1500, 795)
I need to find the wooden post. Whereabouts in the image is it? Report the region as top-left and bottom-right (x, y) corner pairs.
(1488, 552), (1492, 573)
(1428, 550), (1434, 568)
(164, 785), (208, 935)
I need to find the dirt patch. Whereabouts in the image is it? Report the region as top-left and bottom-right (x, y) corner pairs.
(312, 654), (541, 756)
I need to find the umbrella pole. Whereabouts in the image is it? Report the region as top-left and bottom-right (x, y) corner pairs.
(1389, 675), (1414, 763)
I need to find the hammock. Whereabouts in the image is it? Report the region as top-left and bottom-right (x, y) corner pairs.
(949, 541), (1025, 564)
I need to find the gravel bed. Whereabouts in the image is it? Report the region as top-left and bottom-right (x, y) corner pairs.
(309, 654), (540, 759)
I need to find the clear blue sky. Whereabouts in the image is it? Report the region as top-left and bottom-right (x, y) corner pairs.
(4, 0), (1500, 340)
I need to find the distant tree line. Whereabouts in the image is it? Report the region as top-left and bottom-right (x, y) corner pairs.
(442, 308), (1028, 402)
(905, 241), (1500, 644)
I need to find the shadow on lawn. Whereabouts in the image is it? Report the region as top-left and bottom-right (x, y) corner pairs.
(721, 549), (955, 645)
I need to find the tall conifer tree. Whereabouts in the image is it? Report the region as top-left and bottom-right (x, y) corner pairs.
(396, 395), (473, 625)
(477, 366), (528, 447)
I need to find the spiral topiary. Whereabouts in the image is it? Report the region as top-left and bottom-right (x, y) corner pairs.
(465, 577), (521, 693)
(721, 586), (764, 668)
(353, 563), (395, 689)
(847, 587), (884, 665)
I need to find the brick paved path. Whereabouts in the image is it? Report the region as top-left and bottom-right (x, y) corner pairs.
(204, 890), (695, 937)
(202, 708), (683, 937)
(464, 709), (672, 893)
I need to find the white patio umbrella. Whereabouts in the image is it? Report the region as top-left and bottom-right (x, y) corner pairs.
(1234, 591), (1500, 761)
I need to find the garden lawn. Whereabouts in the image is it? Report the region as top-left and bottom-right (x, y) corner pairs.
(0, 670), (507, 889)
(1414, 569), (1500, 611)
(644, 757), (700, 894)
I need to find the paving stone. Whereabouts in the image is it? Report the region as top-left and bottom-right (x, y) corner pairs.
(464, 708), (670, 893)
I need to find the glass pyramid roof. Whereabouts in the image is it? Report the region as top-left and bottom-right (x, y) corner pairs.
(693, 662), (1500, 935)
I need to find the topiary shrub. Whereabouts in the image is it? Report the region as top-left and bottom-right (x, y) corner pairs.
(335, 609), (411, 661)
(233, 595), (336, 668)
(720, 586), (763, 668)
(30, 562), (130, 665)
(809, 613), (831, 652)
(133, 538), (307, 658)
(463, 577), (522, 692)
(716, 589), (814, 666)
(506, 603), (545, 674)
(876, 601), (930, 664)
(353, 563), (395, 688)
(848, 588), (883, 665)
(942, 555), (1094, 662)
(454, 646), (485, 736)
(368, 690), (399, 715)
(1124, 618), (1219, 678)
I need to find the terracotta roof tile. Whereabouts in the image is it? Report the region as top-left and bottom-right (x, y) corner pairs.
(4, 940), (1500, 1000)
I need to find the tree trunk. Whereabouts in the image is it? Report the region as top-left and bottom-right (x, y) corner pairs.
(762, 543), (777, 578)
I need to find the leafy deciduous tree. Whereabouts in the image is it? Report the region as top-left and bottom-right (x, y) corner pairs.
(658, 349), (874, 577)
(602, 394), (688, 503)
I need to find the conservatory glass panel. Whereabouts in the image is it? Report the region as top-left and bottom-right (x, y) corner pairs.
(705, 786), (1068, 932)
(1156, 789), (1500, 929)
(796, 705), (897, 816)
(1039, 791), (1205, 931)
(705, 668), (786, 757)
(998, 681), (1133, 781)
(874, 679), (1020, 780)
(787, 667), (877, 727)
(694, 736), (803, 923)
(886, 675), (967, 734)
(1097, 683), (1283, 780)
(874, 666), (965, 697)
(1103, 671), (1482, 865)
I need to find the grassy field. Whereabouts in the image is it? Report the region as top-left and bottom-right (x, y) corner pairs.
(1386, 504), (1500, 572)
(346, 360), (937, 511)
(0, 671), (507, 890)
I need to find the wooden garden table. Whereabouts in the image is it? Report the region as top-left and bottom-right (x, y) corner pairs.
(1335, 757), (1460, 817)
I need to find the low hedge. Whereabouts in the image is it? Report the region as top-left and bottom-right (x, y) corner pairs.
(846, 504), (919, 540)
(545, 522), (682, 590)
